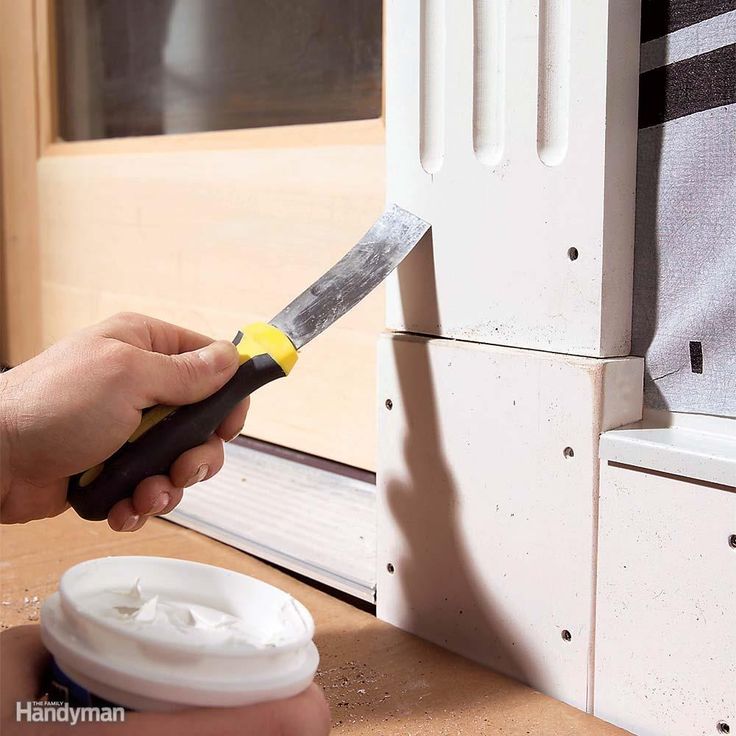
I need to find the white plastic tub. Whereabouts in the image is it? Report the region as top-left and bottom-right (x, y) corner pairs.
(40, 556), (319, 711)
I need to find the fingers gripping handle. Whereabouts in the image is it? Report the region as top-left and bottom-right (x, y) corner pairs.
(67, 324), (297, 521)
(67, 355), (286, 520)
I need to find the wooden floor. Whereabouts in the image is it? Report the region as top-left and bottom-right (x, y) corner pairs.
(0, 513), (628, 735)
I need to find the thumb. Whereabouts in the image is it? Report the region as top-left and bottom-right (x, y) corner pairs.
(142, 340), (240, 406)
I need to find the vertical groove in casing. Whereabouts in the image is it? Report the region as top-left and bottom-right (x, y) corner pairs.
(419, 0), (446, 174)
(473, 0), (506, 166)
(537, 0), (571, 166)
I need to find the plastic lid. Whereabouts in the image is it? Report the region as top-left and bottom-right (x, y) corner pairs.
(41, 556), (319, 709)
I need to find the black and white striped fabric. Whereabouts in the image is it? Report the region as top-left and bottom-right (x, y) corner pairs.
(632, 1), (735, 417)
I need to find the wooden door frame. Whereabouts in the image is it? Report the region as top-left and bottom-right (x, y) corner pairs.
(0, 0), (386, 367)
(0, 0), (46, 365)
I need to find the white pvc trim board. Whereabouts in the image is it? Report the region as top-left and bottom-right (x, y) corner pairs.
(600, 419), (736, 488)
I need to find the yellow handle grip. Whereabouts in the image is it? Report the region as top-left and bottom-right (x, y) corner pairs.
(235, 322), (298, 374)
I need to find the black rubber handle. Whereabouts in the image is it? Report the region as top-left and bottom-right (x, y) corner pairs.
(68, 353), (286, 521)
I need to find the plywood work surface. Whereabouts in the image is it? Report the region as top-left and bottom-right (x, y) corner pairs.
(0, 514), (629, 735)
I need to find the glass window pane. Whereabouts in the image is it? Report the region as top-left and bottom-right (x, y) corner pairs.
(55, 0), (383, 141)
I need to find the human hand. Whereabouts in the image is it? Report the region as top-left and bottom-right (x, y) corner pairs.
(0, 313), (248, 531)
(0, 626), (331, 736)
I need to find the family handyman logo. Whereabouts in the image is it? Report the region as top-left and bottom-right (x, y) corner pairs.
(16, 701), (125, 725)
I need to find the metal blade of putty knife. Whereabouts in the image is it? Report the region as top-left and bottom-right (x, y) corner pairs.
(270, 203), (430, 349)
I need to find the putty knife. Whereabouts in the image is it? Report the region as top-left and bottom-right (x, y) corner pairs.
(68, 204), (430, 520)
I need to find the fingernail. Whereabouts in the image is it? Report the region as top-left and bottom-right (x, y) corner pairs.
(150, 493), (170, 515)
(197, 341), (237, 372)
(225, 425), (244, 442)
(121, 515), (139, 532)
(185, 464), (209, 488)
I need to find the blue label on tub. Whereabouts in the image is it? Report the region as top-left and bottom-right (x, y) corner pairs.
(48, 659), (129, 710)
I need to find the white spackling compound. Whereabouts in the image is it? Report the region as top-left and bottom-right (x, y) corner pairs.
(129, 578), (144, 601)
(78, 577), (307, 649)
